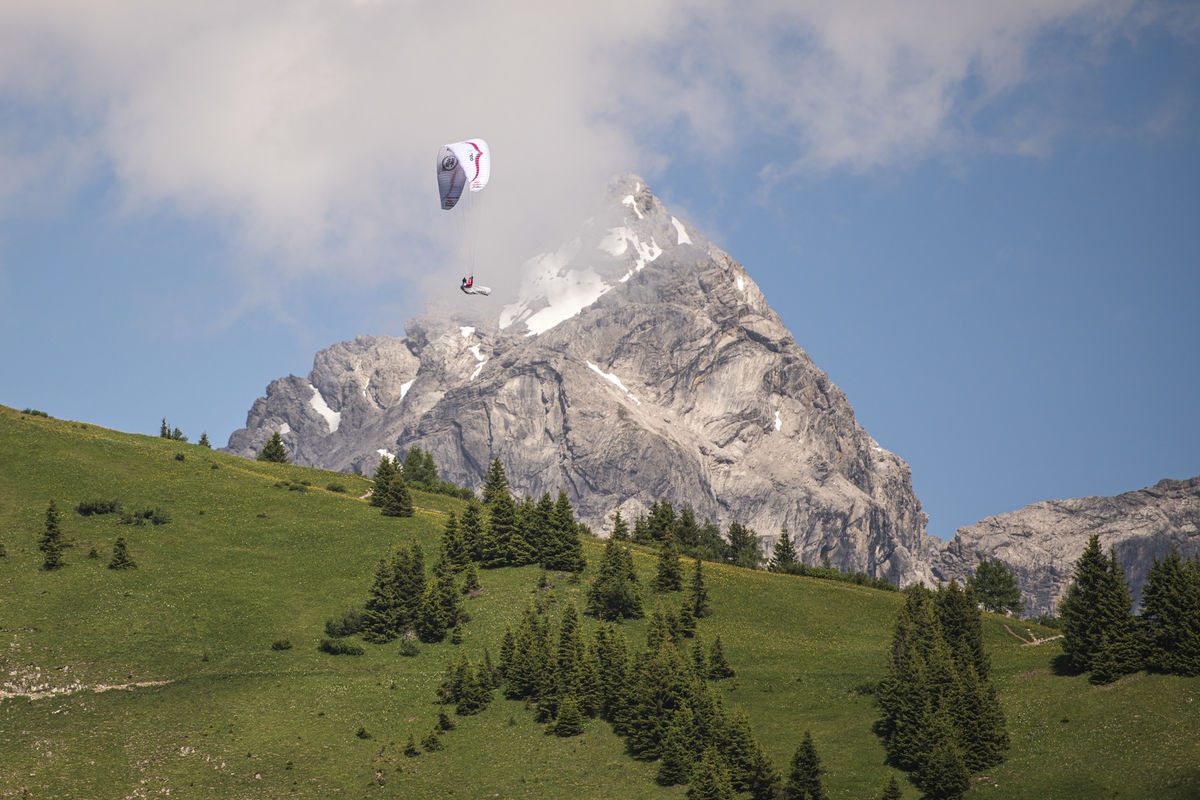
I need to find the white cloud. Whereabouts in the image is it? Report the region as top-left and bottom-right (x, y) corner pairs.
(0, 0), (1177, 308)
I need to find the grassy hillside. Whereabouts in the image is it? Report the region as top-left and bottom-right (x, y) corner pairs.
(1, 405), (1196, 799)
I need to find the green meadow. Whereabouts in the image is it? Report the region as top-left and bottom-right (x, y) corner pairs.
(1, 405), (1196, 799)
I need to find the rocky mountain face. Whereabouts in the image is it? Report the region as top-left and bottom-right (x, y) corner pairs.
(932, 477), (1200, 617)
(226, 175), (936, 588)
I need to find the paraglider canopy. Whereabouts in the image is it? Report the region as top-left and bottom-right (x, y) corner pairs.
(437, 139), (490, 211)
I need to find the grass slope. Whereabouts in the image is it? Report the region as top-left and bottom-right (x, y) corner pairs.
(1, 405), (1196, 799)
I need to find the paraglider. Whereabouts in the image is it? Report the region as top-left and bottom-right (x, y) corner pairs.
(460, 275), (491, 296)
(438, 139), (492, 296)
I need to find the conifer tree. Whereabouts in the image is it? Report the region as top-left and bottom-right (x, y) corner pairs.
(688, 557), (712, 618)
(544, 490), (585, 572)
(656, 704), (698, 785)
(459, 499), (485, 561)
(586, 537), (643, 621)
(401, 446), (436, 488)
(1059, 534), (1143, 680)
(1140, 549), (1200, 677)
(481, 458), (510, 506)
(416, 565), (464, 643)
(198, 432), (211, 448)
(523, 493), (555, 563)
(967, 558), (1024, 615)
(39, 501), (66, 570)
(708, 635), (735, 680)
(769, 528), (797, 573)
(370, 455), (397, 507)
(784, 730), (828, 800)
(592, 623), (630, 720)
(609, 507), (631, 541)
(362, 555), (400, 642)
(107, 536), (137, 570)
(653, 530), (684, 592)
(380, 473), (414, 517)
(439, 512), (468, 573)
(675, 505), (701, 551)
(256, 431), (289, 463)
(552, 694), (584, 736)
(687, 747), (735, 800)
(914, 710), (970, 800)
(725, 521), (760, 569)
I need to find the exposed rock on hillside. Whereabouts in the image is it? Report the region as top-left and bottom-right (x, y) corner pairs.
(932, 477), (1200, 617)
(227, 175), (935, 587)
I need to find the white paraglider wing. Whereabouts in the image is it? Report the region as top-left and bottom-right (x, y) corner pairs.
(437, 139), (490, 210)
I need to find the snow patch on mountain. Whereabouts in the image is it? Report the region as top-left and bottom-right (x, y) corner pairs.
(672, 217), (691, 245)
(500, 240), (613, 336)
(309, 385), (341, 434)
(586, 361), (641, 405)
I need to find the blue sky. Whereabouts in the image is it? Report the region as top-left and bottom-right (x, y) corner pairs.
(1, 1), (1197, 540)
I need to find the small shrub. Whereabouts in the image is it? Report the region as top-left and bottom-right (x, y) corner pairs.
(356, 726), (372, 740)
(77, 498), (121, 516)
(325, 608), (365, 638)
(21, 408), (50, 418)
(174, 453), (186, 462)
(421, 731), (444, 752)
(326, 483), (347, 493)
(319, 638), (364, 656)
(399, 639), (420, 657)
(271, 639), (293, 651)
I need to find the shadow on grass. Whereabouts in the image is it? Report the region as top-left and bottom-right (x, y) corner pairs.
(1049, 653), (1084, 677)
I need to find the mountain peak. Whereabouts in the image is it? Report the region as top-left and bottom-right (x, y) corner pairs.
(227, 175), (934, 587)
(498, 175), (704, 337)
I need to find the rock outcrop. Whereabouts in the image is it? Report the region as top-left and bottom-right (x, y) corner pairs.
(227, 175), (935, 587)
(931, 477), (1200, 616)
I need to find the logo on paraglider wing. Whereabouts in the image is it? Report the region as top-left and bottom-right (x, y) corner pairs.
(441, 155), (458, 171)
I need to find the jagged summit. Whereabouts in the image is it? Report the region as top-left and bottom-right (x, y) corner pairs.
(227, 176), (935, 587)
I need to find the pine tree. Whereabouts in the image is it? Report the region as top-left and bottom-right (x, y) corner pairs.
(707, 636), (735, 680)
(439, 512), (468, 573)
(552, 694), (584, 737)
(198, 432), (211, 448)
(362, 555), (401, 642)
(653, 531), (684, 592)
(107, 536), (137, 570)
(459, 499), (485, 561)
(256, 431), (289, 463)
(370, 455), (397, 507)
(656, 705), (697, 785)
(39, 501), (65, 570)
(913, 710), (970, 800)
(688, 557), (712, 618)
(586, 538), (644, 621)
(544, 490), (585, 572)
(675, 505), (701, 551)
(1140, 549), (1200, 677)
(769, 528), (798, 573)
(967, 558), (1024, 615)
(1059, 534), (1143, 680)
(687, 747), (735, 800)
(644, 499), (677, 542)
(481, 458), (510, 506)
(381, 473), (414, 517)
(609, 507), (631, 540)
(523, 493), (555, 564)
(402, 446), (436, 488)
(784, 730), (828, 800)
(725, 521), (760, 569)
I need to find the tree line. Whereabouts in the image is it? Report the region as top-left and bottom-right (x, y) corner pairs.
(1059, 533), (1200, 683)
(875, 581), (1008, 800)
